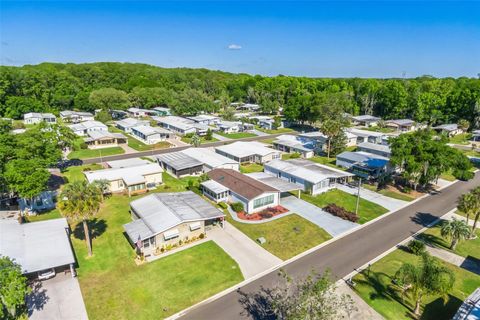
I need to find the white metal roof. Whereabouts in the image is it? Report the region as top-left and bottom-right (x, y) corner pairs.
(357, 142), (391, 154)
(351, 115), (381, 122)
(181, 148), (238, 169)
(265, 159), (353, 184)
(124, 191), (225, 241)
(84, 163), (163, 185)
(0, 218), (75, 274)
(156, 151), (203, 170)
(106, 158), (152, 168)
(116, 117), (150, 128)
(246, 172), (302, 192)
(154, 116), (196, 131)
(85, 130), (126, 141)
(201, 180), (230, 194)
(347, 128), (384, 138)
(215, 141), (278, 158)
(132, 125), (170, 136)
(68, 120), (107, 132)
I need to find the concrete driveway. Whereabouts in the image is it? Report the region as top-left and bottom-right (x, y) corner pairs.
(336, 184), (408, 212)
(208, 222), (282, 279)
(27, 274), (88, 320)
(212, 133), (231, 141)
(281, 195), (358, 237)
(250, 129), (269, 136)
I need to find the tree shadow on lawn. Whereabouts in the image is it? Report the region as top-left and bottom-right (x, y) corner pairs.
(420, 294), (462, 320)
(416, 232), (447, 249)
(73, 218), (108, 241)
(354, 270), (417, 319)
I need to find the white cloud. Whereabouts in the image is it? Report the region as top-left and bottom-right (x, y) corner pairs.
(227, 44), (242, 50)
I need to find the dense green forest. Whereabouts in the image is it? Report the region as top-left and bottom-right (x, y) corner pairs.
(1, 62), (479, 126)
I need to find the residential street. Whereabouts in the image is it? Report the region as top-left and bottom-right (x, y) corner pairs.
(81, 132), (295, 164)
(177, 172), (480, 319)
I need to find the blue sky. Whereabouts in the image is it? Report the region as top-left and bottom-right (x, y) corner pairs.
(1, 1), (479, 77)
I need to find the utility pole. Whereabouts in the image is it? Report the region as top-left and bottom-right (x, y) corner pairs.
(355, 177), (362, 216)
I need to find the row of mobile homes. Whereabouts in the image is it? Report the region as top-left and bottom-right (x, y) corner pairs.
(24, 112), (56, 125)
(154, 116), (198, 136)
(115, 118), (150, 133)
(350, 115), (381, 127)
(214, 141), (281, 164)
(264, 159), (354, 195)
(84, 163), (163, 195)
(204, 169), (280, 214)
(127, 107), (157, 118)
(187, 114), (220, 125)
(124, 192), (225, 258)
(60, 110), (94, 123)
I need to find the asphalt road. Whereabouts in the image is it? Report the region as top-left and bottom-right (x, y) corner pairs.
(179, 172), (480, 320)
(81, 132), (294, 164)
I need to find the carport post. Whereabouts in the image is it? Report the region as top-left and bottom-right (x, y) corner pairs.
(297, 190), (301, 199)
(70, 263), (76, 278)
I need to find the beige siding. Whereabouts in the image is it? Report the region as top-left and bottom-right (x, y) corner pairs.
(154, 221), (205, 248)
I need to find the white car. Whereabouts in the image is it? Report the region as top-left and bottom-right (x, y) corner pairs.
(37, 268), (56, 280)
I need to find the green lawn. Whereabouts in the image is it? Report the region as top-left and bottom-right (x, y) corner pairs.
(419, 221), (480, 260)
(128, 138), (171, 151)
(181, 136), (218, 144)
(216, 132), (257, 139)
(449, 133), (472, 145)
(362, 184), (415, 202)
(440, 170), (457, 182)
(155, 172), (201, 193)
(25, 209), (62, 222)
(301, 189), (388, 224)
(69, 194), (243, 319)
(281, 153), (302, 160)
(239, 163), (264, 173)
(256, 127), (295, 134)
(67, 146), (125, 160)
(307, 156), (345, 170)
(225, 212), (331, 260)
(353, 249), (480, 320)
(62, 164), (103, 183)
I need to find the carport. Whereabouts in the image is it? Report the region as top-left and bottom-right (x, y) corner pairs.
(246, 172), (302, 199)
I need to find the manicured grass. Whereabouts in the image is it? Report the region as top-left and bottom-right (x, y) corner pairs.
(281, 153), (302, 160)
(240, 163), (264, 173)
(301, 189), (388, 224)
(67, 146), (125, 160)
(362, 184), (415, 202)
(128, 137), (171, 151)
(449, 133), (472, 145)
(440, 170), (457, 182)
(62, 164), (103, 183)
(216, 132), (257, 139)
(25, 209), (62, 222)
(70, 194), (243, 319)
(155, 172), (201, 193)
(181, 136), (218, 144)
(256, 127), (295, 134)
(260, 138), (277, 144)
(419, 221), (480, 260)
(353, 249), (480, 320)
(225, 212), (331, 260)
(363, 126), (395, 133)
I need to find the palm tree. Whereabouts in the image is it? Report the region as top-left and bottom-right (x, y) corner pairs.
(92, 179), (110, 201)
(191, 133), (201, 147)
(58, 180), (103, 256)
(440, 218), (471, 250)
(394, 253), (455, 316)
(470, 187), (480, 237)
(458, 192), (477, 225)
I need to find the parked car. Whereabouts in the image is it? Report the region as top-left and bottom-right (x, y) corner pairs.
(37, 268), (56, 280)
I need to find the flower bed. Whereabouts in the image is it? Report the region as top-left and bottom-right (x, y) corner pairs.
(235, 205), (289, 221)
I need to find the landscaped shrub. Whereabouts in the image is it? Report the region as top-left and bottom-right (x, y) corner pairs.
(218, 202), (228, 209)
(323, 203), (359, 223)
(407, 239), (426, 255)
(289, 152), (301, 159)
(231, 202), (244, 213)
(259, 212), (273, 219)
(199, 233), (205, 239)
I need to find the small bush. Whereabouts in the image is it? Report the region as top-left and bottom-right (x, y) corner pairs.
(289, 152), (301, 159)
(218, 202), (228, 209)
(259, 212), (273, 219)
(231, 202), (244, 213)
(79, 142), (88, 150)
(323, 203), (359, 223)
(199, 233), (205, 239)
(407, 239), (426, 255)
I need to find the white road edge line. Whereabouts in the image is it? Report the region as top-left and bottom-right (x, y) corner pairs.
(166, 179), (460, 320)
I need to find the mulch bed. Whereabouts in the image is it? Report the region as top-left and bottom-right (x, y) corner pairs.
(236, 205), (289, 221)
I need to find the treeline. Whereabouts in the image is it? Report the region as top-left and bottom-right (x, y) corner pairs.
(1, 62), (479, 126)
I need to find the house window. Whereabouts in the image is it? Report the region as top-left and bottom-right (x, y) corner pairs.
(253, 195), (274, 209)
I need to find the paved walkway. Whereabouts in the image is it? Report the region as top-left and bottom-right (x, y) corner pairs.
(425, 244), (480, 275)
(336, 281), (384, 320)
(167, 138), (189, 147)
(27, 274), (88, 320)
(336, 184), (408, 212)
(212, 133), (231, 141)
(208, 222), (282, 278)
(434, 178), (456, 190)
(281, 195), (358, 237)
(120, 144), (137, 154)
